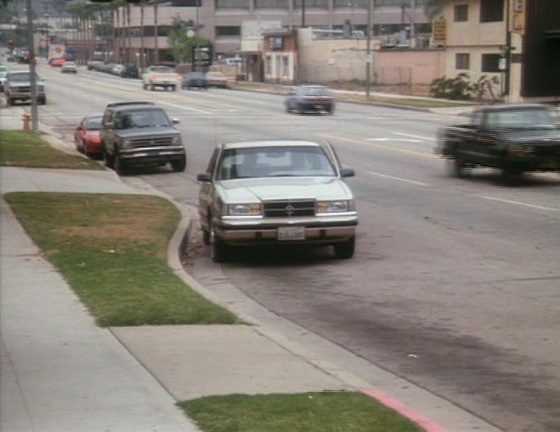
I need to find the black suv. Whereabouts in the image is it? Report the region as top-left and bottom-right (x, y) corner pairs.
(101, 102), (186, 174)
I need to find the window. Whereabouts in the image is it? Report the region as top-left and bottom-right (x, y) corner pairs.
(215, 26), (241, 37)
(217, 146), (336, 180)
(282, 56), (289, 77)
(454, 4), (469, 22)
(255, 0), (288, 9)
(481, 53), (502, 72)
(456, 53), (470, 70)
(293, 0), (328, 9)
(215, 0), (250, 9)
(480, 0), (504, 22)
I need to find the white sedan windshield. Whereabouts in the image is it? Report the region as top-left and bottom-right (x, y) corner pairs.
(218, 146), (336, 180)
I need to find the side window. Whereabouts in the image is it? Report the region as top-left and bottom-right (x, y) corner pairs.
(112, 113), (122, 129)
(206, 149), (219, 175)
(471, 111), (482, 128)
(102, 110), (113, 127)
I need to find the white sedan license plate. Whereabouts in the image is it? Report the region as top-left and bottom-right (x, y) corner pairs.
(277, 226), (305, 241)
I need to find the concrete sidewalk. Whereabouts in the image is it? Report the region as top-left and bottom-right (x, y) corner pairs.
(0, 166), (348, 432)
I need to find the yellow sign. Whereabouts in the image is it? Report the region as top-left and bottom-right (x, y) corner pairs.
(511, 0), (525, 34)
(432, 16), (447, 46)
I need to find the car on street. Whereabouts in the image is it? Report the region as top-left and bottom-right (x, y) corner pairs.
(437, 104), (560, 181)
(101, 101), (186, 175)
(0, 66), (8, 92)
(74, 114), (104, 158)
(285, 85), (336, 115)
(4, 71), (46, 105)
(182, 72), (208, 90)
(120, 64), (139, 78)
(87, 60), (103, 70)
(111, 64), (126, 76)
(206, 71), (231, 89)
(142, 65), (181, 91)
(197, 140), (357, 262)
(49, 58), (65, 67)
(61, 61), (78, 74)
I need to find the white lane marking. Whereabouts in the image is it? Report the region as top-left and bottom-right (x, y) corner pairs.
(367, 170), (429, 187)
(157, 100), (213, 115)
(394, 132), (436, 141)
(367, 137), (422, 143)
(479, 196), (559, 212)
(318, 133), (437, 159)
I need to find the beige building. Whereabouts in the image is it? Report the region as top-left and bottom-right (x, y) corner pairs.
(113, 0), (431, 63)
(437, 0), (560, 102)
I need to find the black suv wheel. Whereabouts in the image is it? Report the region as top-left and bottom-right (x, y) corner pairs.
(334, 237), (355, 259)
(171, 156), (186, 172)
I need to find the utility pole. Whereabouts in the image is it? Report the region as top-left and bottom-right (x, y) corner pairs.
(154, 1), (159, 65)
(365, 0), (374, 98)
(504, 0), (511, 98)
(26, 0), (38, 133)
(301, 0), (306, 28)
(409, 0), (415, 47)
(140, 2), (145, 71)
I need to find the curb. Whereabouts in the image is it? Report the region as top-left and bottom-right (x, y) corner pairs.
(228, 85), (467, 114)
(164, 203), (502, 432)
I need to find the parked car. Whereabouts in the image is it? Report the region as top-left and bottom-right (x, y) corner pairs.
(4, 71), (46, 105)
(49, 58), (65, 67)
(285, 85), (335, 115)
(182, 72), (208, 90)
(206, 71), (231, 88)
(437, 104), (560, 181)
(61, 61), (78, 73)
(0, 66), (8, 92)
(101, 101), (186, 174)
(120, 64), (139, 78)
(74, 114), (104, 158)
(142, 65), (181, 91)
(87, 60), (103, 70)
(197, 140), (357, 262)
(111, 64), (126, 76)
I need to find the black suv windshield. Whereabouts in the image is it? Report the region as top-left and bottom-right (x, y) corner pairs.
(301, 87), (330, 97)
(116, 109), (171, 129)
(487, 109), (556, 129)
(217, 146), (336, 180)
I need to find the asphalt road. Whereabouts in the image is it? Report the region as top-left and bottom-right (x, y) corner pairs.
(13, 64), (560, 432)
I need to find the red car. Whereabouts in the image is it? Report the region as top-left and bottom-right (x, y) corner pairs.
(49, 58), (66, 67)
(74, 114), (103, 158)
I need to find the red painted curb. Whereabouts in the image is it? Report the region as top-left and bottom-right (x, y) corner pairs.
(361, 389), (446, 432)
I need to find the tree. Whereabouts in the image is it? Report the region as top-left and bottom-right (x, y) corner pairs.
(423, 0), (447, 18)
(167, 18), (211, 64)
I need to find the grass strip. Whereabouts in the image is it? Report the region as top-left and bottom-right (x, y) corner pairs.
(0, 130), (101, 169)
(5, 192), (238, 327)
(180, 392), (423, 432)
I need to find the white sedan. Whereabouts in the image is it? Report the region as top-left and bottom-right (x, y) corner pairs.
(61, 62), (78, 74)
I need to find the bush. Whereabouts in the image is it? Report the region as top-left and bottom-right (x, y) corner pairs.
(430, 73), (500, 101)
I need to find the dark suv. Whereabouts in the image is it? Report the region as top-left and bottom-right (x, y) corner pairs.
(101, 102), (186, 174)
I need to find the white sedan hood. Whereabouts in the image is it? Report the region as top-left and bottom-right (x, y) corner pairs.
(216, 177), (353, 203)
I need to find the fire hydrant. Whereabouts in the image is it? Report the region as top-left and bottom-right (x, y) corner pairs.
(22, 112), (32, 132)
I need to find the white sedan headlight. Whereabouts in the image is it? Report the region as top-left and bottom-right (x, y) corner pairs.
(226, 203), (263, 217)
(316, 200), (355, 214)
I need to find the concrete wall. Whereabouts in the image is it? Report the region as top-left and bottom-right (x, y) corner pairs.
(375, 49), (445, 85)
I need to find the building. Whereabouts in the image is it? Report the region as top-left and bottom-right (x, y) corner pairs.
(438, 0), (560, 102)
(113, 0), (430, 64)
